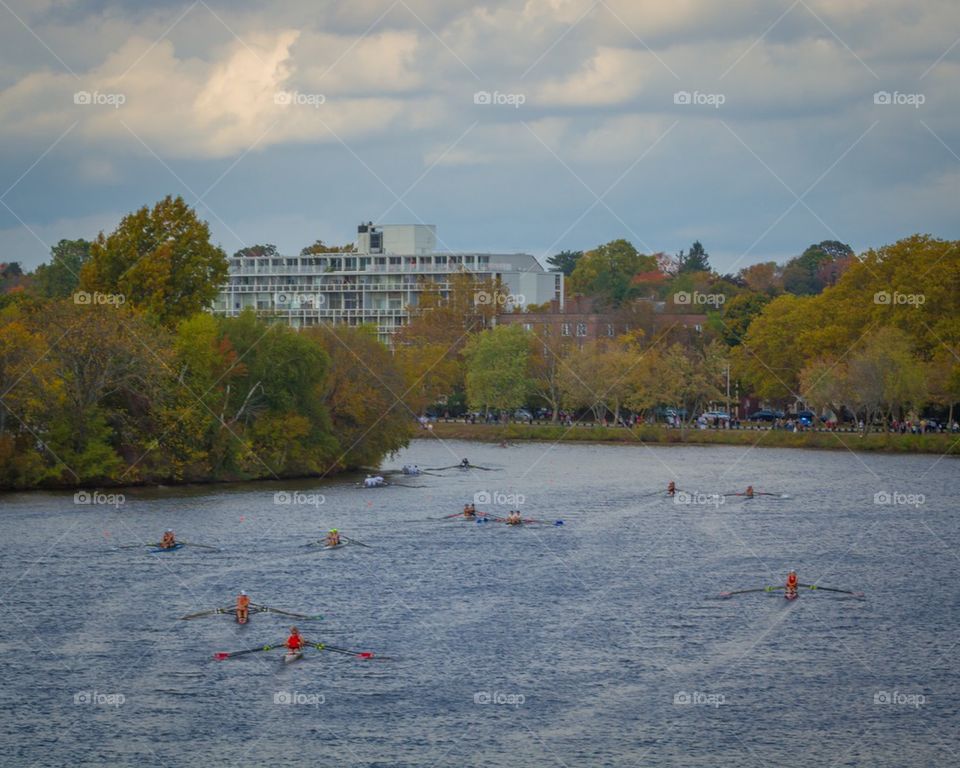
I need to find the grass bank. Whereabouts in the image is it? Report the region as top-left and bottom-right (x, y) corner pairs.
(416, 422), (960, 455)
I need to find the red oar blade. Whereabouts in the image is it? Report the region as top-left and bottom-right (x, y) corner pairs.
(214, 652), (230, 661)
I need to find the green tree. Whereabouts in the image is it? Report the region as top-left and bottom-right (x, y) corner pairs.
(31, 239), (92, 299)
(677, 241), (710, 273)
(463, 325), (531, 416)
(234, 244), (278, 259)
(569, 239), (658, 307)
(546, 250), (582, 276)
(713, 292), (771, 346)
(80, 195), (228, 326)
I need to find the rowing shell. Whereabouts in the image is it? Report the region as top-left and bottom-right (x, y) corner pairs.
(284, 649), (303, 664)
(150, 542), (185, 553)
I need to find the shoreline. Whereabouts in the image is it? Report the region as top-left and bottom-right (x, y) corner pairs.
(414, 421), (960, 455)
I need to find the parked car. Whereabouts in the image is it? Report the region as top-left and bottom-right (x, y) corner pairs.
(513, 409), (534, 422)
(796, 410), (817, 426)
(748, 409), (782, 421)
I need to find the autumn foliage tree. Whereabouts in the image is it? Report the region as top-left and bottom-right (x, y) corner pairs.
(80, 195), (228, 326)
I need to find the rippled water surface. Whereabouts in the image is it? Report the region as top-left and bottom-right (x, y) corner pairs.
(1, 440), (957, 767)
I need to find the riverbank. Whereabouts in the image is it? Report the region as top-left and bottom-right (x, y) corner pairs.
(415, 421), (960, 455)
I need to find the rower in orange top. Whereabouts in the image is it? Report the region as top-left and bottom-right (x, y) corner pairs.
(506, 510), (522, 526)
(286, 626), (304, 652)
(785, 570), (799, 599)
(745, 485), (755, 499)
(667, 481), (676, 497)
(159, 529), (176, 549)
(463, 503), (475, 519)
(236, 590), (250, 623)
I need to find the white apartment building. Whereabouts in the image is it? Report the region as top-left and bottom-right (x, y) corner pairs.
(213, 223), (564, 343)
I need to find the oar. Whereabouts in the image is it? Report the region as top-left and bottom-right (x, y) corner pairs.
(342, 536), (372, 548)
(712, 586), (785, 599)
(180, 607), (231, 620)
(214, 642), (283, 661)
(305, 640), (386, 660)
(117, 543), (160, 549)
(181, 542), (220, 551)
(797, 583), (864, 597)
(251, 604), (324, 620)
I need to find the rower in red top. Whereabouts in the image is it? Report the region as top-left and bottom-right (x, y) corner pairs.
(785, 570), (799, 600)
(159, 529), (176, 549)
(667, 481), (676, 497)
(745, 485), (755, 499)
(286, 626), (304, 652)
(236, 591), (250, 624)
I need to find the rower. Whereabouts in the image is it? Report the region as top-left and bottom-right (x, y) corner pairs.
(745, 485), (754, 499)
(325, 528), (340, 547)
(667, 481), (676, 497)
(460, 458), (470, 468)
(159, 529), (176, 549)
(463, 503), (475, 519)
(286, 626), (304, 653)
(236, 590), (250, 623)
(506, 510), (522, 525)
(785, 570), (798, 599)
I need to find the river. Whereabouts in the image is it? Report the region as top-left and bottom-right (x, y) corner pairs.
(0, 440), (956, 767)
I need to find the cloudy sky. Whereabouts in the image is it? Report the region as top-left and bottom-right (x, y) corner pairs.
(0, 0), (957, 272)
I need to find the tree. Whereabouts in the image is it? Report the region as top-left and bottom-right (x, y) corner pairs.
(233, 244), (278, 259)
(846, 327), (926, 430)
(782, 240), (854, 295)
(300, 240), (356, 255)
(546, 250), (582, 276)
(569, 240), (658, 307)
(31, 240), (91, 299)
(394, 342), (462, 417)
(713, 292), (771, 347)
(677, 241), (710, 273)
(738, 262), (782, 295)
(463, 325), (531, 416)
(80, 195), (228, 326)
(305, 325), (410, 470)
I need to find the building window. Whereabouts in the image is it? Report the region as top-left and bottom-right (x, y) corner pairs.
(561, 323), (571, 337)
(576, 323), (587, 337)
(389, 257), (401, 265)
